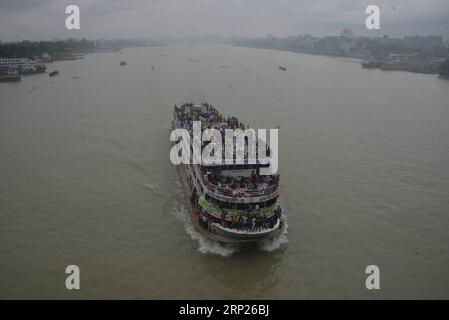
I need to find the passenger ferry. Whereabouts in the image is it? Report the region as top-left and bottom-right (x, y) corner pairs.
(171, 103), (285, 243)
(0, 58), (46, 75)
(0, 69), (21, 82)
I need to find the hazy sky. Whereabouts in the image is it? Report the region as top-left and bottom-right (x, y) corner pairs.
(0, 0), (448, 41)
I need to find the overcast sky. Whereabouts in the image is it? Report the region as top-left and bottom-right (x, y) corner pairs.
(1, 0), (448, 41)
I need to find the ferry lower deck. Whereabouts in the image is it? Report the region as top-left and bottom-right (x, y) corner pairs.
(177, 162), (285, 244)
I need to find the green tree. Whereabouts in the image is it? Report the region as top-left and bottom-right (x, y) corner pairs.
(0, 39), (94, 58)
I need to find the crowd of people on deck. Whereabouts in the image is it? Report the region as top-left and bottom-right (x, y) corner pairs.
(175, 103), (244, 133)
(178, 102), (283, 234)
(191, 191), (282, 233)
(203, 168), (279, 197)
(198, 203), (282, 233)
(174, 103), (273, 164)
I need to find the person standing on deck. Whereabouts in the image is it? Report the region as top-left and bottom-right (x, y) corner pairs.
(202, 213), (208, 229)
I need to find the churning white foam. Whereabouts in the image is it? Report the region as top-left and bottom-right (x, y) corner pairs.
(258, 216), (289, 252)
(167, 198), (237, 256)
(185, 224), (238, 257)
(170, 196), (287, 256)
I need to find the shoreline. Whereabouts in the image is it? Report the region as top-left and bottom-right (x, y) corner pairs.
(228, 43), (445, 76)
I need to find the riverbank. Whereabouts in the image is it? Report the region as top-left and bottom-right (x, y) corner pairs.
(229, 34), (448, 76)
(361, 55), (445, 74)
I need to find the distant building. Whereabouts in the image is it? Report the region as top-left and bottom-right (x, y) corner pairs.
(41, 52), (52, 63)
(0, 58), (30, 74)
(403, 35), (444, 55)
(0, 58), (30, 68)
(341, 29), (354, 38)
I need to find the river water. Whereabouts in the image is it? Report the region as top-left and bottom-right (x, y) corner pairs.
(1, 45), (448, 299)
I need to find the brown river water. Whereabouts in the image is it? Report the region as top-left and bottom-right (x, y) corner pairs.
(1, 45), (448, 299)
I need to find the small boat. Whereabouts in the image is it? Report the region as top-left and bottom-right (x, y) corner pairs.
(18, 63), (47, 75)
(120, 61), (127, 66)
(0, 70), (21, 82)
(53, 54), (83, 61)
(49, 70), (59, 77)
(278, 66), (287, 71)
(361, 61), (381, 69)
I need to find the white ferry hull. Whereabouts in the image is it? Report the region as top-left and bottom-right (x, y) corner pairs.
(211, 219), (285, 241)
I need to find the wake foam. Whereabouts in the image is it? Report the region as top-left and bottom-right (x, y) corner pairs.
(185, 224), (238, 257)
(257, 216), (289, 252)
(144, 183), (162, 195)
(169, 200), (238, 256)
(168, 193), (288, 256)
(258, 233), (289, 252)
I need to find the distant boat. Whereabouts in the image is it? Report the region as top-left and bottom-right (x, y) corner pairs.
(53, 54), (84, 61)
(0, 70), (21, 82)
(278, 66), (287, 71)
(361, 61), (381, 69)
(0, 58), (46, 75)
(49, 70), (59, 77)
(120, 61), (127, 66)
(94, 47), (123, 53)
(18, 63), (47, 75)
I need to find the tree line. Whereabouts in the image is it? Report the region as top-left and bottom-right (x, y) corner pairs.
(0, 39), (94, 58)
